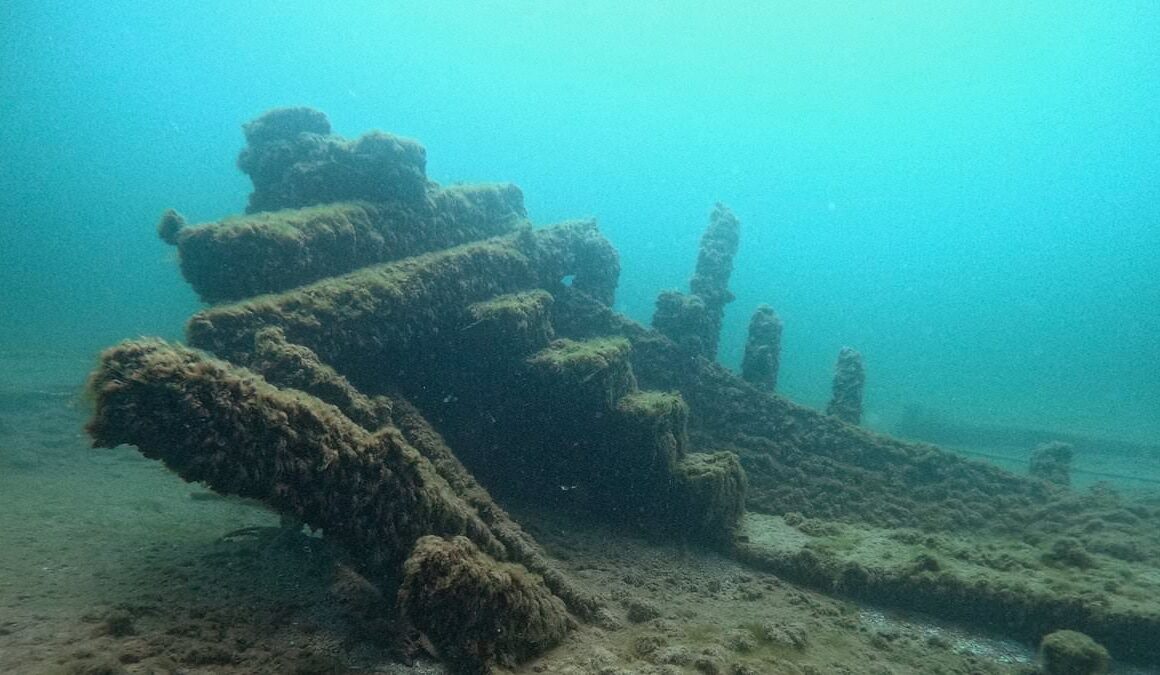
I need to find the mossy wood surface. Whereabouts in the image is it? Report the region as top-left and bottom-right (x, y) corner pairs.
(550, 287), (1160, 663)
(176, 184), (526, 302)
(86, 340), (509, 577)
(399, 535), (571, 672)
(186, 222), (616, 374)
(735, 512), (1160, 663)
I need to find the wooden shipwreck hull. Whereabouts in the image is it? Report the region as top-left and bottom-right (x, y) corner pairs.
(86, 108), (1160, 669)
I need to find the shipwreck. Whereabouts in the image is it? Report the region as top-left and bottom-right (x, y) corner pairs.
(85, 108), (1160, 672)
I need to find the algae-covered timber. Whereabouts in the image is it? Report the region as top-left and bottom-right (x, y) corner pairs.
(404, 328), (746, 542)
(85, 339), (509, 576)
(552, 287), (1052, 533)
(166, 106), (536, 303)
(248, 325), (394, 431)
(181, 214), (741, 544)
(171, 184), (527, 303)
(740, 303), (783, 392)
(224, 324), (603, 618)
(78, 108), (1160, 669)
(399, 535), (571, 673)
(515, 338), (746, 538)
(185, 221), (619, 386)
(462, 290), (557, 364)
(526, 337), (637, 413)
(672, 451), (748, 543)
(388, 397), (603, 619)
(236, 106), (428, 213)
(549, 285), (1160, 663)
(84, 339), (582, 668)
(652, 203), (740, 359)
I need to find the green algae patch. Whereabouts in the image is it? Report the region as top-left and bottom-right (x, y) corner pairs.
(527, 336), (632, 373)
(467, 288), (554, 327)
(1040, 629), (1109, 674)
(463, 290), (556, 363)
(733, 511), (1160, 663)
(672, 452), (748, 541)
(615, 388), (686, 419)
(399, 535), (570, 672)
(526, 337), (636, 412)
(612, 389), (691, 487)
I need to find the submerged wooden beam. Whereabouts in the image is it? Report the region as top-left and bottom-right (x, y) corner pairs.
(85, 338), (590, 669)
(552, 286), (1052, 530)
(652, 203), (740, 360)
(185, 221), (620, 381)
(551, 287), (1160, 664)
(167, 184), (527, 303)
(232, 325), (602, 618)
(85, 339), (507, 577)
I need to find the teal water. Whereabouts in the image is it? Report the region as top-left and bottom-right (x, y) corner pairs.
(2, 1), (1157, 444)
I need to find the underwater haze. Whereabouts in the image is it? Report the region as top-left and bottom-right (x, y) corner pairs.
(2, 1), (1158, 443)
